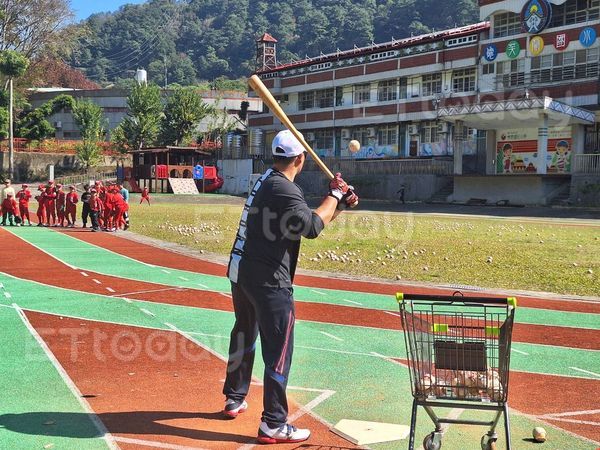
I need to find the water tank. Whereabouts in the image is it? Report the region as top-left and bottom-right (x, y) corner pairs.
(249, 129), (264, 156)
(225, 132), (242, 158)
(134, 68), (147, 85)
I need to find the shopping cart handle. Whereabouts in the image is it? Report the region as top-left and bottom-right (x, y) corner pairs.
(396, 292), (517, 308)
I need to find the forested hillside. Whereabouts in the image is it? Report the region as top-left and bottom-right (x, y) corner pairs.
(70, 0), (479, 85)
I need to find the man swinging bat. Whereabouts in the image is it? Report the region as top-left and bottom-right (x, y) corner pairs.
(223, 129), (358, 444)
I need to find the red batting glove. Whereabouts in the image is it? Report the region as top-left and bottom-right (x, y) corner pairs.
(328, 173), (349, 202)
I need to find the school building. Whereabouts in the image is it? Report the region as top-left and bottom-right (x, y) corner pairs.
(245, 0), (600, 206)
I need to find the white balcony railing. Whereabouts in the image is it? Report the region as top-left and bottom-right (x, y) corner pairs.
(573, 154), (600, 174)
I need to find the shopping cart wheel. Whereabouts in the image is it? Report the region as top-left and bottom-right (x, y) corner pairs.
(480, 434), (497, 450)
(423, 432), (442, 450)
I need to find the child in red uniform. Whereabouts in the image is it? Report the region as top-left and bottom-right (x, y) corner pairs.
(44, 180), (57, 226)
(35, 185), (46, 226)
(65, 185), (79, 227)
(102, 184), (115, 231)
(1, 193), (19, 226)
(16, 184), (32, 226)
(111, 185), (126, 230)
(55, 184), (66, 227)
(140, 186), (150, 205)
(89, 189), (103, 231)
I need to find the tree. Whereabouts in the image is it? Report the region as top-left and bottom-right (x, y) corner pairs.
(160, 87), (213, 146)
(0, 0), (74, 58)
(17, 94), (74, 140)
(112, 83), (162, 151)
(72, 100), (105, 170)
(0, 49), (29, 178)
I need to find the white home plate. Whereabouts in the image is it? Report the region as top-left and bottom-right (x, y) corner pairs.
(332, 419), (410, 445)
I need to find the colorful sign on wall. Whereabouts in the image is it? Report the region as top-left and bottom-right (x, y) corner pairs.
(495, 127), (572, 174)
(554, 32), (569, 51)
(506, 40), (521, 59)
(579, 27), (597, 48)
(529, 36), (545, 56)
(521, 0), (552, 34)
(484, 44), (498, 62)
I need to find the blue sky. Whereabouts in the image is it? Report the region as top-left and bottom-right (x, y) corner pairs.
(71, 0), (146, 20)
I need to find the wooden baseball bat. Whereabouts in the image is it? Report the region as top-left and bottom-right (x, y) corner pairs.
(248, 74), (335, 180)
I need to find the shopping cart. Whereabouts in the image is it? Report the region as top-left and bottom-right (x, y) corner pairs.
(397, 292), (517, 450)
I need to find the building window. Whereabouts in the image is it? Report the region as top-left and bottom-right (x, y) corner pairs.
(335, 87), (344, 106)
(377, 125), (397, 146)
(420, 121), (439, 144)
(353, 83), (371, 104)
(316, 88), (334, 108)
(399, 77), (408, 99)
(315, 129), (334, 149)
(422, 73), (442, 96)
(549, 0), (600, 28)
(531, 48), (600, 83)
(493, 12), (521, 38)
(452, 68), (476, 92)
(377, 79), (398, 102)
(482, 63), (495, 75)
(496, 59), (526, 88)
(352, 128), (369, 145)
(299, 91), (315, 110)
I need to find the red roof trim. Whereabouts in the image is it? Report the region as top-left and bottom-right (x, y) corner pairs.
(257, 32), (278, 43)
(256, 22), (490, 75)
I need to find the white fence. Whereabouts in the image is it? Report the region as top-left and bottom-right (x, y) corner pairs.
(573, 154), (600, 174)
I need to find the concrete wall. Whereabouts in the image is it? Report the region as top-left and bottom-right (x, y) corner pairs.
(570, 175), (600, 207)
(452, 175), (570, 205)
(296, 170), (450, 201)
(0, 151), (129, 182)
(218, 159), (253, 195)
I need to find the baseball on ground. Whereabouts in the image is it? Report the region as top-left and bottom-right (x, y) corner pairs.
(348, 140), (361, 153)
(532, 427), (546, 442)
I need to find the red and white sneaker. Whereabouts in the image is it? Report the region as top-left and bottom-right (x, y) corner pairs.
(257, 422), (310, 444)
(223, 399), (248, 418)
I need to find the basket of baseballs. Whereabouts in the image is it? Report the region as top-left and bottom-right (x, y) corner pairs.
(416, 369), (504, 401)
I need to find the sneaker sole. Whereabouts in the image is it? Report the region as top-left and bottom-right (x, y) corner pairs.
(257, 435), (309, 445)
(222, 406), (247, 418)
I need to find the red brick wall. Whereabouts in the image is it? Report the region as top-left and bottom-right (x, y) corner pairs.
(335, 66), (365, 79)
(306, 111), (334, 122)
(365, 59), (398, 74)
(400, 53), (437, 69)
(281, 76), (306, 88)
(248, 116), (273, 126)
(307, 71), (334, 83)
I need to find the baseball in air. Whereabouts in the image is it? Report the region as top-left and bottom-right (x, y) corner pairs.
(348, 140), (361, 153)
(532, 427), (546, 442)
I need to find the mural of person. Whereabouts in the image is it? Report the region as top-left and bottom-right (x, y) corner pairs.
(502, 143), (513, 174)
(551, 140), (571, 173)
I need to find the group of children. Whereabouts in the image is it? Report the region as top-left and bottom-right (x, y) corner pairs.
(0, 179), (140, 232)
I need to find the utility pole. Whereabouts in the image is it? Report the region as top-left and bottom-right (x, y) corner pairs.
(163, 56), (168, 89)
(8, 77), (14, 179)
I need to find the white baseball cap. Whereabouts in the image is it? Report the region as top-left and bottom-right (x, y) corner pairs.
(272, 130), (305, 157)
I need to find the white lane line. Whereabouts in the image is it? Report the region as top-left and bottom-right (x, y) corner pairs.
(512, 348), (529, 356)
(310, 289), (326, 296)
(0, 282), (4, 288)
(106, 287), (115, 293)
(197, 283), (209, 289)
(370, 351), (409, 368)
(178, 276), (189, 281)
(3, 227), (77, 270)
(161, 269), (171, 274)
(219, 292), (232, 298)
(113, 436), (206, 449)
(140, 308), (156, 317)
(570, 367), (600, 378)
(319, 331), (343, 342)
(92, 279), (102, 285)
(124, 298), (133, 304)
(113, 287), (179, 297)
(543, 409), (600, 418)
(341, 298), (362, 306)
(541, 417), (600, 426)
(383, 311), (401, 317)
(441, 408), (466, 434)
(4, 292), (11, 299)
(13, 304), (119, 450)
(80, 272), (89, 277)
(288, 388), (336, 422)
